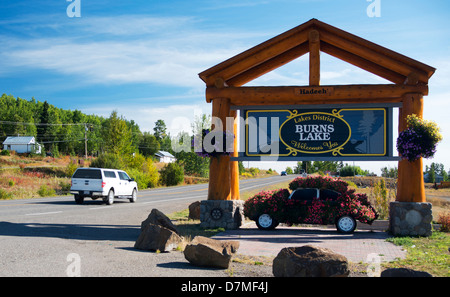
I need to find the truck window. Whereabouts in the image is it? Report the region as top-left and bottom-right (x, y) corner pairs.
(73, 169), (102, 179)
(104, 171), (116, 178)
(118, 171), (130, 181)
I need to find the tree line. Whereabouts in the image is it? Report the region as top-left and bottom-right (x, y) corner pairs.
(0, 94), (210, 180)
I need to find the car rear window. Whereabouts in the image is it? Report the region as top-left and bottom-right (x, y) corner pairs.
(291, 188), (318, 201)
(104, 171), (117, 178)
(73, 169), (102, 179)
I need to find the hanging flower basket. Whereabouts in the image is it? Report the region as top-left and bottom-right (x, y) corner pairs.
(396, 114), (442, 162)
(193, 129), (235, 158)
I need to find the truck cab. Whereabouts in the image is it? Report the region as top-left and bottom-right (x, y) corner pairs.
(70, 168), (138, 205)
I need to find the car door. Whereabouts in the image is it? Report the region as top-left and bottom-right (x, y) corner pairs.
(290, 188), (319, 223)
(117, 171), (132, 195)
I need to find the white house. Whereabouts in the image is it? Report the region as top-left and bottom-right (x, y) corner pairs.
(2, 136), (42, 154)
(155, 151), (176, 163)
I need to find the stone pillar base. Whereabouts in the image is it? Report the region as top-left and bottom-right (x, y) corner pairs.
(389, 201), (433, 237)
(200, 200), (245, 230)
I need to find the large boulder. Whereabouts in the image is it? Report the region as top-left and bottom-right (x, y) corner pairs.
(140, 208), (179, 234)
(134, 223), (182, 252)
(134, 209), (182, 252)
(184, 236), (239, 269)
(381, 268), (432, 277)
(188, 201), (201, 220)
(273, 245), (349, 277)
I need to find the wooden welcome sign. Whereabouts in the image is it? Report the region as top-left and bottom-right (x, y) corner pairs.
(199, 19), (435, 203)
(241, 106), (394, 160)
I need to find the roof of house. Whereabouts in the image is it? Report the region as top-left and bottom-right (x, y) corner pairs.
(3, 136), (36, 145)
(155, 151), (175, 158)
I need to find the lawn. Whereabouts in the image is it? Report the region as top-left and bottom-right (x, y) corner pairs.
(384, 231), (450, 277)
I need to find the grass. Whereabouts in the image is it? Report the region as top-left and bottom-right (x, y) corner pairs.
(383, 231), (450, 277)
(167, 209), (226, 241)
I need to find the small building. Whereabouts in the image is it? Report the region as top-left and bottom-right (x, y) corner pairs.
(155, 151), (176, 163)
(2, 136), (42, 154)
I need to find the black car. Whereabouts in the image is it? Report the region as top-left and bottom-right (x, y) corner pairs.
(247, 187), (377, 234)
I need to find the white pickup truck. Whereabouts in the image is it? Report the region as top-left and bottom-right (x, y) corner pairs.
(70, 168), (138, 205)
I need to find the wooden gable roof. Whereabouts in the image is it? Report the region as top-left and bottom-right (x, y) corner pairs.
(199, 19), (435, 87)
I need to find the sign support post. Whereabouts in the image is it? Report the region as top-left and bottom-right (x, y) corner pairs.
(198, 19), (435, 233)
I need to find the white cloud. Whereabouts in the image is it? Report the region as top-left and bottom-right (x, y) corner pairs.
(0, 15), (261, 88)
(81, 99), (211, 135)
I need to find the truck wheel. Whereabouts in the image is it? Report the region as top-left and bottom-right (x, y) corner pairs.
(335, 215), (356, 234)
(74, 194), (84, 204)
(129, 189), (137, 203)
(255, 214), (278, 230)
(104, 189), (114, 205)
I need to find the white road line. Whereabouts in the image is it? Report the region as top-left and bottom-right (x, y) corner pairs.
(240, 179), (288, 191)
(25, 211), (62, 216)
(142, 195), (206, 205)
(89, 206), (114, 210)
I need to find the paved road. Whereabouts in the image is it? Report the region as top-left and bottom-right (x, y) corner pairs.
(0, 175), (290, 277)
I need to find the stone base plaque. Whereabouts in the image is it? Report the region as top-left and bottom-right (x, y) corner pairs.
(200, 200), (245, 230)
(389, 201), (433, 237)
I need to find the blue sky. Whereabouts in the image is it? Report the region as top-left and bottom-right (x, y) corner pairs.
(1, 0), (449, 174)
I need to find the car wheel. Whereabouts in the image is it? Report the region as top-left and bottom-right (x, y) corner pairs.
(256, 214), (278, 230)
(336, 215), (356, 234)
(105, 189), (114, 205)
(129, 189), (137, 203)
(74, 194), (84, 204)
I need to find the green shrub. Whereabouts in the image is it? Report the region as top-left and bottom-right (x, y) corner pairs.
(0, 189), (12, 200)
(66, 161), (78, 177)
(90, 153), (122, 169)
(126, 158), (160, 189)
(249, 167), (260, 176)
(371, 179), (393, 220)
(0, 150), (10, 156)
(160, 162), (184, 186)
(143, 158), (159, 188)
(59, 181), (71, 194)
(339, 165), (366, 177)
(38, 185), (56, 197)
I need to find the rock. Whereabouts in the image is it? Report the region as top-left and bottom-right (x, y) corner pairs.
(188, 201), (201, 220)
(141, 208), (179, 234)
(134, 223), (183, 252)
(273, 245), (349, 277)
(184, 236), (239, 269)
(380, 268), (432, 277)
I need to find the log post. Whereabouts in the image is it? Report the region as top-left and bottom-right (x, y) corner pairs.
(396, 92), (426, 202)
(229, 109), (240, 200)
(208, 98), (232, 200)
(309, 30), (320, 86)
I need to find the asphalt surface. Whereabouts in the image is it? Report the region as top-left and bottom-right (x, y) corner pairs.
(214, 222), (407, 263)
(0, 175), (408, 277)
(0, 175), (288, 277)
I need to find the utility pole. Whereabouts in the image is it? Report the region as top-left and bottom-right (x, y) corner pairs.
(84, 123), (88, 158)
